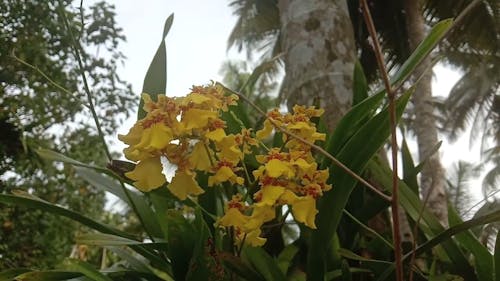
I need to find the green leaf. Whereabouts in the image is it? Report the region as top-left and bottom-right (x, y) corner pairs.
(352, 60), (368, 106)
(185, 208), (212, 281)
(368, 158), (476, 280)
(390, 19), (453, 86)
(448, 206), (493, 281)
(325, 268), (372, 281)
(0, 193), (136, 240)
(0, 193), (169, 270)
(167, 210), (197, 280)
(220, 252), (265, 281)
(63, 259), (113, 281)
(74, 166), (163, 238)
(307, 89), (412, 280)
(320, 89), (385, 168)
(243, 247), (287, 281)
(10, 271), (82, 281)
(106, 246), (163, 276)
(495, 230), (500, 281)
(277, 244), (299, 275)
(76, 233), (167, 247)
(401, 136), (419, 194)
(337, 248), (392, 265)
(36, 148), (105, 172)
(138, 14), (174, 120)
(0, 269), (30, 280)
(341, 259), (353, 281)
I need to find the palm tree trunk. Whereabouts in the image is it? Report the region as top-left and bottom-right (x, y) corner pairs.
(404, 0), (448, 226)
(278, 0), (356, 130)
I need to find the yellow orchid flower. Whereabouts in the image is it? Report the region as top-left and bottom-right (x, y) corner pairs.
(182, 108), (218, 131)
(188, 141), (213, 172)
(125, 156), (165, 192)
(291, 195), (318, 229)
(216, 135), (243, 163)
(135, 123), (173, 151)
(255, 185), (285, 207)
(208, 165), (244, 187)
(218, 208), (249, 228)
(265, 159), (294, 179)
(242, 228), (266, 247)
(168, 170), (205, 200)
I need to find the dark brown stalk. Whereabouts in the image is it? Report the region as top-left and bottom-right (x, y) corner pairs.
(359, 0), (403, 280)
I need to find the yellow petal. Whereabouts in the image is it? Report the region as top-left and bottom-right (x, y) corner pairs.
(290, 196), (318, 229)
(125, 157), (165, 192)
(123, 146), (152, 162)
(205, 128), (226, 142)
(183, 92), (212, 105)
(218, 208), (248, 228)
(243, 228), (266, 247)
(182, 108), (217, 130)
(208, 166), (234, 186)
(118, 123), (143, 145)
(256, 185), (285, 206)
(217, 135), (243, 163)
(168, 171), (205, 200)
(256, 120), (274, 140)
(188, 141), (213, 171)
(266, 159), (293, 178)
(135, 123), (172, 151)
(279, 190), (299, 205)
(292, 158), (315, 174)
(245, 205), (275, 230)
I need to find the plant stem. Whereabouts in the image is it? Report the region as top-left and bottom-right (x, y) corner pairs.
(57, 1), (158, 246)
(359, 1), (403, 280)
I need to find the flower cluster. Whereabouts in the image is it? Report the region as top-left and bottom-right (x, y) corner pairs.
(119, 83), (331, 247)
(217, 105), (331, 246)
(119, 83), (239, 199)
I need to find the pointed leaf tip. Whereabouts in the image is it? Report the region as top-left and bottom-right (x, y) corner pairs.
(162, 13), (174, 39)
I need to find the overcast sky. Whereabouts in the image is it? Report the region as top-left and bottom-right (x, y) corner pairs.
(96, 1), (484, 199)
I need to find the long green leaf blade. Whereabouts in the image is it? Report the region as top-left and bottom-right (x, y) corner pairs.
(390, 19), (453, 86)
(138, 14), (174, 119)
(307, 89), (412, 280)
(11, 271), (82, 281)
(63, 259), (113, 281)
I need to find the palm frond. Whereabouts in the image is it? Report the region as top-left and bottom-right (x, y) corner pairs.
(447, 160), (481, 215)
(227, 0), (280, 58)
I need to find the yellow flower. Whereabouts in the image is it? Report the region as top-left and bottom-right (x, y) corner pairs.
(255, 185), (285, 207)
(182, 108), (217, 131)
(205, 128), (226, 142)
(122, 146), (152, 162)
(208, 165), (244, 187)
(265, 159), (294, 178)
(245, 205), (275, 230)
(182, 92), (212, 106)
(216, 135), (243, 163)
(118, 122), (143, 146)
(168, 170), (205, 200)
(218, 208), (249, 228)
(188, 141), (213, 172)
(256, 119), (274, 140)
(135, 123), (173, 151)
(290, 195), (318, 229)
(125, 156), (165, 192)
(243, 228), (266, 247)
(291, 158), (316, 176)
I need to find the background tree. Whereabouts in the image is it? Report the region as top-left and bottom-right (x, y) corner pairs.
(0, 0), (136, 269)
(227, 0), (499, 225)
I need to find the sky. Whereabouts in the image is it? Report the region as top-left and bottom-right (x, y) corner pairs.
(97, 1), (484, 201)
